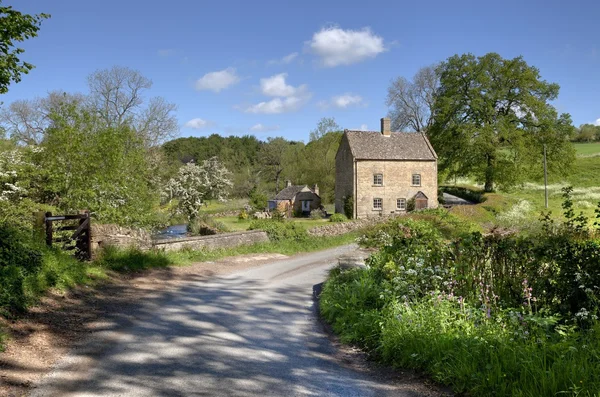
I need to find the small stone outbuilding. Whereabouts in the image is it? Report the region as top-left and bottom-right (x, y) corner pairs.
(335, 117), (438, 219)
(268, 181), (321, 217)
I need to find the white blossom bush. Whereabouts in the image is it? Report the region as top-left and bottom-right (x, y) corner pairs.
(163, 157), (232, 220)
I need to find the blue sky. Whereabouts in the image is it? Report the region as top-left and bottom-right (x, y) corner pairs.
(3, 0), (600, 142)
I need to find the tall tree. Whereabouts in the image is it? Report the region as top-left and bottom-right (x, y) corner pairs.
(87, 66), (178, 146)
(260, 137), (290, 193)
(309, 117), (340, 141)
(386, 64), (439, 133)
(430, 53), (575, 192)
(0, 3), (49, 94)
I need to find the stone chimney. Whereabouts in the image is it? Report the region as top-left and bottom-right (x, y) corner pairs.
(381, 117), (391, 136)
(286, 180), (292, 188)
(312, 184), (319, 196)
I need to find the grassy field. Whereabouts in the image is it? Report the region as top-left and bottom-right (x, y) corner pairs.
(573, 142), (600, 157)
(448, 142), (600, 226)
(217, 216), (330, 232)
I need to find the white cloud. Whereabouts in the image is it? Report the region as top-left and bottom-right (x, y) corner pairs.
(318, 93), (365, 109)
(195, 68), (240, 92)
(184, 118), (211, 129)
(359, 124), (368, 131)
(307, 26), (386, 67)
(595, 118), (600, 126)
(260, 73), (307, 97)
(244, 95), (310, 114)
(268, 52), (299, 65)
(250, 123), (280, 132)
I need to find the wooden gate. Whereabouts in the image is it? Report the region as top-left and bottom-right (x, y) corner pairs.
(37, 211), (92, 260)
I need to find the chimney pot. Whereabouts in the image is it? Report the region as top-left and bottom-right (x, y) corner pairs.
(286, 180), (292, 188)
(381, 117), (391, 136)
(312, 184), (319, 196)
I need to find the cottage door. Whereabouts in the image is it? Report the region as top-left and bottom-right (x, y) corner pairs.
(301, 200), (310, 212)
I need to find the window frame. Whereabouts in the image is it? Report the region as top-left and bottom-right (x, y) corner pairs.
(396, 198), (406, 211)
(373, 198), (383, 210)
(411, 174), (421, 186)
(373, 173), (383, 186)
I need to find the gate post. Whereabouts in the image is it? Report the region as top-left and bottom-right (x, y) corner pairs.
(45, 211), (53, 248)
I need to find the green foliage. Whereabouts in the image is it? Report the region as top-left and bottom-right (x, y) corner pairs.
(343, 195), (354, 219)
(321, 205), (600, 396)
(573, 124), (600, 143)
(248, 189), (268, 211)
(40, 106), (159, 227)
(329, 213), (348, 223)
(162, 134), (262, 197)
(0, 222), (102, 316)
(0, 4), (49, 94)
(248, 219), (308, 242)
(431, 52), (576, 192)
(406, 197), (416, 212)
(0, 223), (42, 313)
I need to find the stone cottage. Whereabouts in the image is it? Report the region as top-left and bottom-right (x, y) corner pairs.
(268, 181), (321, 217)
(335, 118), (438, 219)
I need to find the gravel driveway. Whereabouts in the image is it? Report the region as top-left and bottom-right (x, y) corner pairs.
(29, 246), (445, 397)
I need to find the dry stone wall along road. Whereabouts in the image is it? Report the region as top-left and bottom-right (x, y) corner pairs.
(30, 246), (437, 397)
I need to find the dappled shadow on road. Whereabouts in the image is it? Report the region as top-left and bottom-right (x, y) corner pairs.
(31, 272), (424, 396)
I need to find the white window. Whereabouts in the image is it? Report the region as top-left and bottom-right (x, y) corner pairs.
(373, 198), (382, 210)
(373, 174), (383, 186)
(397, 198), (406, 210)
(412, 174), (421, 186)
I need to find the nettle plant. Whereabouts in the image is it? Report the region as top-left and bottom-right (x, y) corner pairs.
(163, 157), (232, 221)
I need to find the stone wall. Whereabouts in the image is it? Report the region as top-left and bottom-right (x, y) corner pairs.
(90, 224), (153, 256)
(152, 230), (269, 252)
(308, 217), (394, 237)
(91, 225), (269, 256)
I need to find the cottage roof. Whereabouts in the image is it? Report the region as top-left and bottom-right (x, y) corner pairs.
(344, 130), (437, 160)
(274, 185), (306, 200)
(296, 191), (319, 201)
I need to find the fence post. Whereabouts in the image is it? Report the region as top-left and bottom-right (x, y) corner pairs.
(33, 211), (46, 243)
(45, 211), (53, 248)
(76, 210), (91, 260)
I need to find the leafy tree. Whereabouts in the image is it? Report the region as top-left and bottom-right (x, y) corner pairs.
(0, 3), (49, 94)
(573, 124), (600, 142)
(260, 137), (290, 193)
(309, 117), (340, 141)
(386, 64), (439, 133)
(430, 53), (575, 192)
(39, 104), (158, 226)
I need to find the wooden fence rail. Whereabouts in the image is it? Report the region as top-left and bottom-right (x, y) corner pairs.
(35, 210), (92, 260)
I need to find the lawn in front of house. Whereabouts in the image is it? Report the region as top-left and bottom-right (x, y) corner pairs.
(215, 216), (330, 232)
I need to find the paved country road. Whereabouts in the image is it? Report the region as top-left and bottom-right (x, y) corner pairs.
(30, 245), (440, 397)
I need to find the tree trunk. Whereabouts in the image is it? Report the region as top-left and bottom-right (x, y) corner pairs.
(484, 154), (495, 192)
(275, 169), (282, 193)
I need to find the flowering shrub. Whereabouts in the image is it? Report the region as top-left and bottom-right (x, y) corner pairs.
(163, 157), (233, 221)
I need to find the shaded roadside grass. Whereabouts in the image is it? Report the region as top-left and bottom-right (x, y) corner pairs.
(98, 232), (358, 272)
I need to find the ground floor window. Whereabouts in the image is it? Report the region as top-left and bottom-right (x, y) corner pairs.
(396, 198), (406, 210)
(373, 198), (382, 210)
